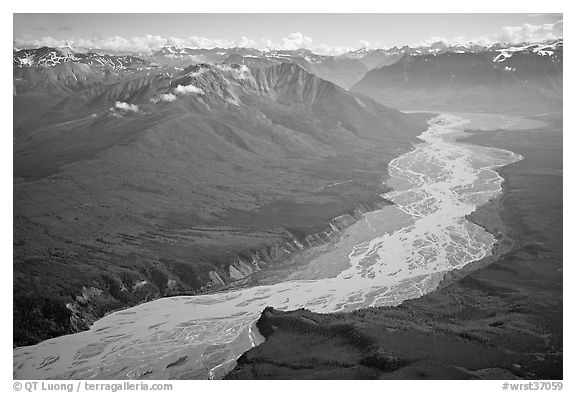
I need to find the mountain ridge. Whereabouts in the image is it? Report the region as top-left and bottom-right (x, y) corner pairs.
(350, 40), (562, 114)
(13, 58), (430, 347)
(14, 39), (562, 91)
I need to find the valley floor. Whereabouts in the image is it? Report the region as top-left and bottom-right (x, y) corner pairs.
(225, 114), (563, 380)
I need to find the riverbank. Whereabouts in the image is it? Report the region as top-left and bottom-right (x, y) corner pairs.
(226, 115), (562, 379)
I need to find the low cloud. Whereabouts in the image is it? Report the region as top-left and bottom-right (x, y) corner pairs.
(358, 39), (383, 49)
(313, 43), (354, 56)
(114, 101), (139, 112)
(278, 32), (352, 55)
(159, 93), (177, 102)
(495, 20), (563, 44)
(417, 20), (563, 47)
(358, 39), (371, 48)
(237, 36), (258, 48)
(14, 34), (195, 53)
(216, 64), (251, 79)
(281, 32), (313, 51)
(186, 35), (235, 49)
(174, 85), (204, 95)
(13, 32), (353, 55)
(416, 35), (479, 47)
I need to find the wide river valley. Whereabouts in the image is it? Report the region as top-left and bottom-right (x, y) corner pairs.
(13, 112), (543, 380)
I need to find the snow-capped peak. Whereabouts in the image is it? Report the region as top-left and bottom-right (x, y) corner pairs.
(492, 39), (563, 63)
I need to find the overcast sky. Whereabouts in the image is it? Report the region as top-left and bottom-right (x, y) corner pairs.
(13, 13), (563, 54)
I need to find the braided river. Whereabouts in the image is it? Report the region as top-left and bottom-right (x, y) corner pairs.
(14, 113), (536, 380)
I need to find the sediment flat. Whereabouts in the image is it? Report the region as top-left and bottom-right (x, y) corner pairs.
(226, 113), (563, 380)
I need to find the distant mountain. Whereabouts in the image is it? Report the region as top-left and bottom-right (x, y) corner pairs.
(338, 41), (489, 69)
(147, 40), (565, 90)
(13, 47), (155, 127)
(351, 39), (563, 114)
(14, 46), (78, 67)
(338, 39), (561, 68)
(15, 39), (562, 93)
(147, 47), (368, 89)
(13, 60), (429, 346)
(339, 48), (403, 69)
(14, 46), (148, 70)
(490, 39), (563, 63)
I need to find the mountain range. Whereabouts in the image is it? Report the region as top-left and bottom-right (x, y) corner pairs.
(12, 37), (562, 347)
(351, 40), (563, 113)
(14, 38), (563, 92)
(13, 50), (428, 346)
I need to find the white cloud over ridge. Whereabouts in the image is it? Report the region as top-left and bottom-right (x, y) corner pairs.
(215, 64), (251, 79)
(281, 32), (313, 51)
(14, 31), (353, 55)
(175, 85), (204, 95)
(496, 20), (563, 44)
(159, 93), (177, 102)
(114, 101), (138, 112)
(416, 19), (563, 47)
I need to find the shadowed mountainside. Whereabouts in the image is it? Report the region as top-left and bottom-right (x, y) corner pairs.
(351, 41), (562, 114)
(13, 61), (429, 346)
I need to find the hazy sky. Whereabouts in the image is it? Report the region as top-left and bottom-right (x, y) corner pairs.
(13, 13), (563, 54)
